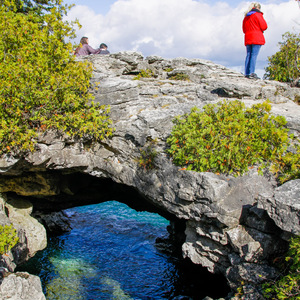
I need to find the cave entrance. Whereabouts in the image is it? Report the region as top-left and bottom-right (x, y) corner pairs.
(22, 172), (175, 220)
(12, 172), (230, 299)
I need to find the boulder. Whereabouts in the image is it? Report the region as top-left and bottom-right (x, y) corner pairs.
(4, 198), (47, 261)
(257, 179), (300, 237)
(0, 272), (45, 300)
(32, 210), (72, 234)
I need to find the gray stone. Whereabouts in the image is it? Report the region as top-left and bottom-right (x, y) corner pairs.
(226, 226), (263, 263)
(0, 272), (45, 300)
(257, 179), (300, 236)
(33, 210), (71, 234)
(226, 263), (278, 289)
(240, 285), (264, 300)
(5, 198), (47, 261)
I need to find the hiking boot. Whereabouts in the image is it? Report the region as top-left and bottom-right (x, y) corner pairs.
(249, 73), (260, 79)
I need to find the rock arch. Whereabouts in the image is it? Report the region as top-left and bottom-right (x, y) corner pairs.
(1, 52), (300, 299)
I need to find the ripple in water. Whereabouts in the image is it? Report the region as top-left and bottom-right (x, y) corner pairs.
(18, 201), (229, 299)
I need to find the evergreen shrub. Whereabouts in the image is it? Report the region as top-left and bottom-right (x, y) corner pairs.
(264, 32), (300, 86)
(166, 100), (299, 179)
(0, 224), (19, 255)
(133, 69), (155, 80)
(138, 140), (157, 170)
(263, 235), (300, 299)
(168, 73), (190, 81)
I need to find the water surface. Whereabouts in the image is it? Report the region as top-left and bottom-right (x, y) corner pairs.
(19, 201), (229, 299)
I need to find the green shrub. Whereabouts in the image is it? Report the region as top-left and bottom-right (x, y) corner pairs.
(166, 100), (294, 176)
(133, 69), (155, 80)
(0, 224), (19, 255)
(168, 73), (190, 81)
(0, 0), (114, 156)
(270, 141), (300, 183)
(164, 68), (174, 72)
(264, 32), (300, 86)
(263, 235), (300, 299)
(138, 140), (158, 170)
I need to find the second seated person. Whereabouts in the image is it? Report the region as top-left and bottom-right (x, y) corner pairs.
(99, 43), (110, 55)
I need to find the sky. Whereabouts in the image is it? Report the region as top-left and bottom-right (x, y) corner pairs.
(63, 0), (300, 77)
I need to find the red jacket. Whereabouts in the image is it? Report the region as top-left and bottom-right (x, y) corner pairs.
(242, 10), (268, 46)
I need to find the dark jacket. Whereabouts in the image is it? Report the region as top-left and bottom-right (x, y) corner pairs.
(99, 49), (110, 55)
(242, 9), (268, 46)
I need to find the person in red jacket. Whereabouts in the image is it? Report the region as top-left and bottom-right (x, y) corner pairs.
(242, 3), (268, 79)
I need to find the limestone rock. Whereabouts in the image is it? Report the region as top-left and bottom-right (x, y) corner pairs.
(33, 210), (72, 234)
(0, 173), (61, 196)
(226, 226), (263, 263)
(5, 198), (47, 260)
(0, 52), (299, 296)
(257, 179), (300, 236)
(0, 272), (45, 300)
(226, 262), (278, 289)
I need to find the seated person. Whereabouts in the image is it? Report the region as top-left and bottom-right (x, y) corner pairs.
(74, 37), (100, 56)
(99, 43), (110, 55)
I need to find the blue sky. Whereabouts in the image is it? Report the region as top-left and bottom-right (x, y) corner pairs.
(64, 0), (114, 15)
(63, 0), (299, 77)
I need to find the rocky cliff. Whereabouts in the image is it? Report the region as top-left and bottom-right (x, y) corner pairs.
(0, 52), (300, 299)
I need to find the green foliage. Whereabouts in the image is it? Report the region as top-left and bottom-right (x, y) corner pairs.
(263, 235), (300, 299)
(0, 224), (19, 255)
(235, 281), (245, 297)
(133, 69), (155, 80)
(3, 0), (69, 14)
(138, 140), (158, 170)
(270, 141), (300, 183)
(264, 32), (300, 86)
(166, 100), (294, 176)
(168, 73), (190, 81)
(164, 67), (174, 72)
(0, 0), (114, 156)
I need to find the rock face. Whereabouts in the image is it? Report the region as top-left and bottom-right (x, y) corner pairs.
(0, 272), (46, 300)
(0, 194), (47, 272)
(0, 52), (299, 299)
(258, 179), (300, 235)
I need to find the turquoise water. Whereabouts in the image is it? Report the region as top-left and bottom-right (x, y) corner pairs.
(19, 201), (229, 299)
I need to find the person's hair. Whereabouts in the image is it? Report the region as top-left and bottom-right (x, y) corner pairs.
(74, 37), (89, 55)
(99, 43), (107, 49)
(244, 2), (261, 16)
(80, 37), (89, 45)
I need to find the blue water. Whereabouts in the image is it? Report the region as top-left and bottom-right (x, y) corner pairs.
(19, 201), (229, 299)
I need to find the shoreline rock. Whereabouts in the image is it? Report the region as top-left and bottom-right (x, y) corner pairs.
(0, 271), (46, 300)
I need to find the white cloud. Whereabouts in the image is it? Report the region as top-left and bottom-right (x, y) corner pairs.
(65, 0), (300, 76)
